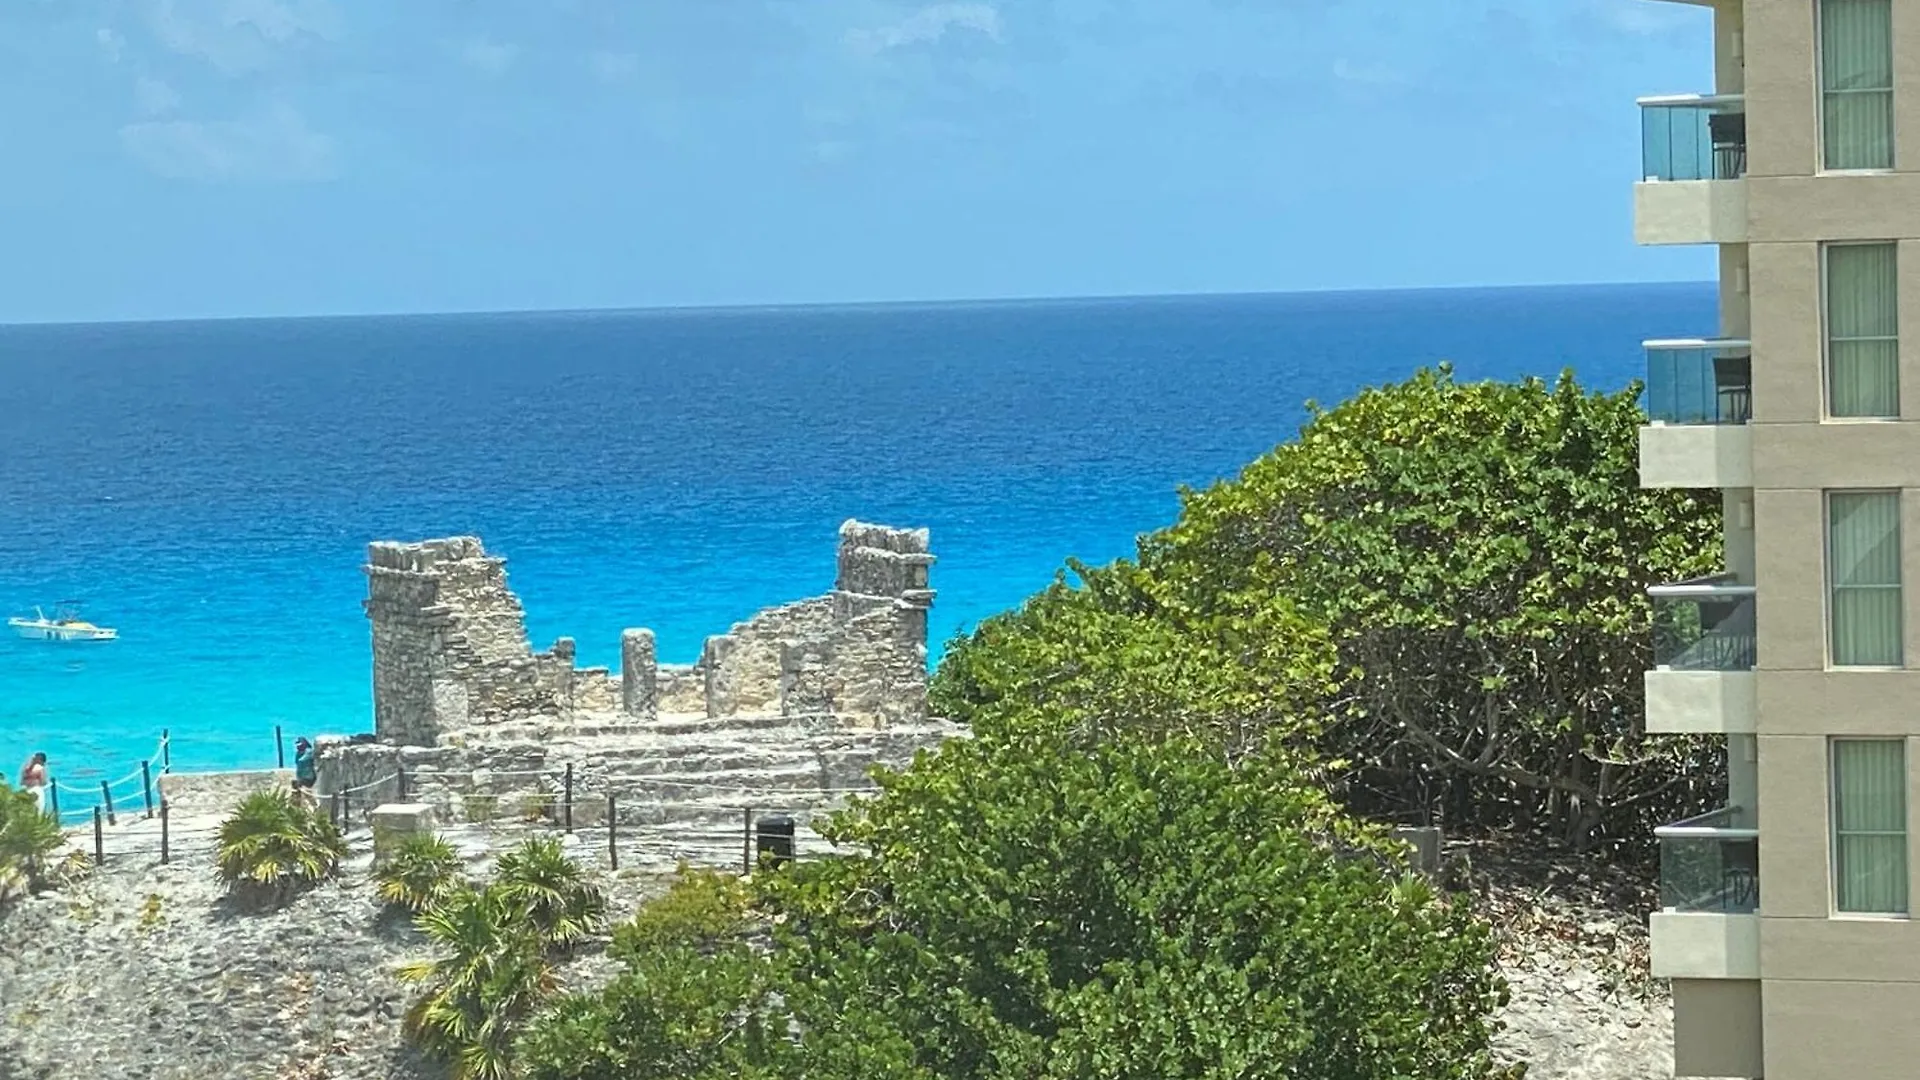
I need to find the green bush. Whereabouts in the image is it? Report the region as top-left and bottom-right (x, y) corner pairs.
(493, 837), (606, 951)
(937, 366), (1726, 852)
(517, 730), (1516, 1080)
(0, 781), (63, 901)
(375, 832), (466, 913)
(610, 865), (753, 960)
(215, 788), (348, 901)
(401, 885), (557, 1080)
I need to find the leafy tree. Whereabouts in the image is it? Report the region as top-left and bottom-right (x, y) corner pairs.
(401, 885), (559, 1080)
(518, 730), (1516, 1080)
(215, 788), (348, 902)
(931, 557), (1336, 756)
(521, 868), (777, 1080)
(492, 837), (606, 951)
(938, 366), (1726, 851)
(0, 781), (63, 901)
(375, 832), (467, 913)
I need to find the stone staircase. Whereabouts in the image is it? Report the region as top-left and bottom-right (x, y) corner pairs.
(343, 711), (964, 873)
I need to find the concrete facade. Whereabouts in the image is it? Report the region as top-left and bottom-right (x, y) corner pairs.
(1640, 1), (1920, 1075)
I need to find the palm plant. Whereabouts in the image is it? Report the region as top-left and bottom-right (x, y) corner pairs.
(376, 832), (467, 913)
(492, 837), (606, 951)
(215, 788), (348, 901)
(0, 782), (63, 901)
(401, 885), (558, 1080)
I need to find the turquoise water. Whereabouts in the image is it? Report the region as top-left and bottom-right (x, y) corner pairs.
(0, 285), (1715, 796)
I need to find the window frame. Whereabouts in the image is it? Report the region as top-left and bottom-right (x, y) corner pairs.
(1831, 736), (1911, 918)
(1821, 241), (1902, 421)
(1824, 488), (1905, 669)
(1816, 0), (1897, 174)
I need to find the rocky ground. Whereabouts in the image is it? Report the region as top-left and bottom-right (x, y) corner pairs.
(1469, 835), (1673, 1080)
(0, 819), (1675, 1080)
(0, 814), (664, 1080)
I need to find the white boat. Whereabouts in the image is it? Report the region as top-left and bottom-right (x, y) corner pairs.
(8, 603), (118, 642)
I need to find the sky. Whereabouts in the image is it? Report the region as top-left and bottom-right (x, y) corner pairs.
(0, 0), (1720, 323)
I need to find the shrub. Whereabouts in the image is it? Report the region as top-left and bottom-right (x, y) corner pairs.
(523, 867), (773, 1080)
(401, 885), (557, 1080)
(0, 781), (63, 902)
(215, 788), (347, 901)
(610, 865), (753, 960)
(376, 832), (466, 913)
(493, 837), (606, 951)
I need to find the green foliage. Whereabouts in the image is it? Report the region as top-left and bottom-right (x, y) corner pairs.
(375, 832), (467, 913)
(0, 781), (63, 900)
(931, 557), (1336, 755)
(610, 865), (754, 960)
(493, 837), (607, 951)
(938, 366), (1726, 851)
(214, 788), (347, 900)
(518, 731), (1513, 1080)
(523, 869), (775, 1080)
(400, 838), (605, 1077)
(401, 885), (559, 1080)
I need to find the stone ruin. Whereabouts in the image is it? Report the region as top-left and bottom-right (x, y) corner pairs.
(320, 520), (963, 869)
(363, 519), (939, 744)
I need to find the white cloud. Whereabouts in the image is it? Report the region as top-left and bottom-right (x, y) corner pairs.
(589, 50), (638, 84)
(97, 27), (127, 64)
(135, 76), (183, 116)
(846, 3), (1002, 54)
(461, 38), (519, 77)
(120, 102), (337, 182)
(141, 0), (340, 74)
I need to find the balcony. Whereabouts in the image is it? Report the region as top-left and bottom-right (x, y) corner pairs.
(1651, 807), (1761, 981)
(1635, 95), (1748, 246)
(1647, 574), (1756, 734)
(1651, 574), (1756, 671)
(1639, 339), (1753, 489)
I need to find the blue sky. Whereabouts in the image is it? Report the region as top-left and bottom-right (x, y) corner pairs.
(0, 0), (1718, 322)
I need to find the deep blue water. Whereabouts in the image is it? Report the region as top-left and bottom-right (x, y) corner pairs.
(0, 285), (1714, 792)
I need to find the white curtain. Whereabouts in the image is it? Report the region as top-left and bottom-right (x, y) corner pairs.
(1828, 243), (1900, 417)
(1830, 491), (1904, 665)
(1834, 739), (1908, 914)
(1823, 0), (1895, 169)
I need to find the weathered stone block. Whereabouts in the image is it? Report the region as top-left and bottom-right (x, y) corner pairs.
(621, 629), (658, 720)
(369, 803), (437, 868)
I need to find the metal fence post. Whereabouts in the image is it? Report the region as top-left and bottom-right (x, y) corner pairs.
(48, 779), (59, 821)
(99, 780), (117, 827)
(160, 801), (171, 865)
(743, 807), (753, 874)
(397, 764), (408, 802)
(331, 791), (343, 831)
(142, 761), (154, 819)
(275, 725), (286, 769)
(606, 794), (618, 872)
(92, 807), (104, 864)
(161, 728), (171, 772)
(563, 763), (574, 834)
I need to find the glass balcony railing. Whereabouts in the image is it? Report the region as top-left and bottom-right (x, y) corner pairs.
(1650, 573), (1756, 671)
(1657, 806), (1759, 914)
(1641, 94), (1747, 181)
(1645, 339), (1752, 425)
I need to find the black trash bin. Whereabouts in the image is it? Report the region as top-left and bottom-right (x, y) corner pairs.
(755, 815), (797, 870)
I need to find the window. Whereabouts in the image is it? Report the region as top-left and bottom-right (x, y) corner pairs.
(1821, 0), (1895, 170)
(1833, 738), (1908, 914)
(1829, 490), (1904, 666)
(1826, 243), (1899, 418)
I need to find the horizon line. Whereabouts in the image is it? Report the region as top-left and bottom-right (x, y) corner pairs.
(0, 278), (1716, 331)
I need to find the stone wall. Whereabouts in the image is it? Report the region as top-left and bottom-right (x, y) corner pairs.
(363, 520), (937, 745)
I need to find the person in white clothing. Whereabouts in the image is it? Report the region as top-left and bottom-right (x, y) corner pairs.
(18, 751), (48, 813)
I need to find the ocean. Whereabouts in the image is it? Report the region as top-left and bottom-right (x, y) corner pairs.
(0, 284), (1715, 795)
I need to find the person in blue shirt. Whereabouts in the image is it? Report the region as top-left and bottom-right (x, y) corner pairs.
(293, 737), (317, 792)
